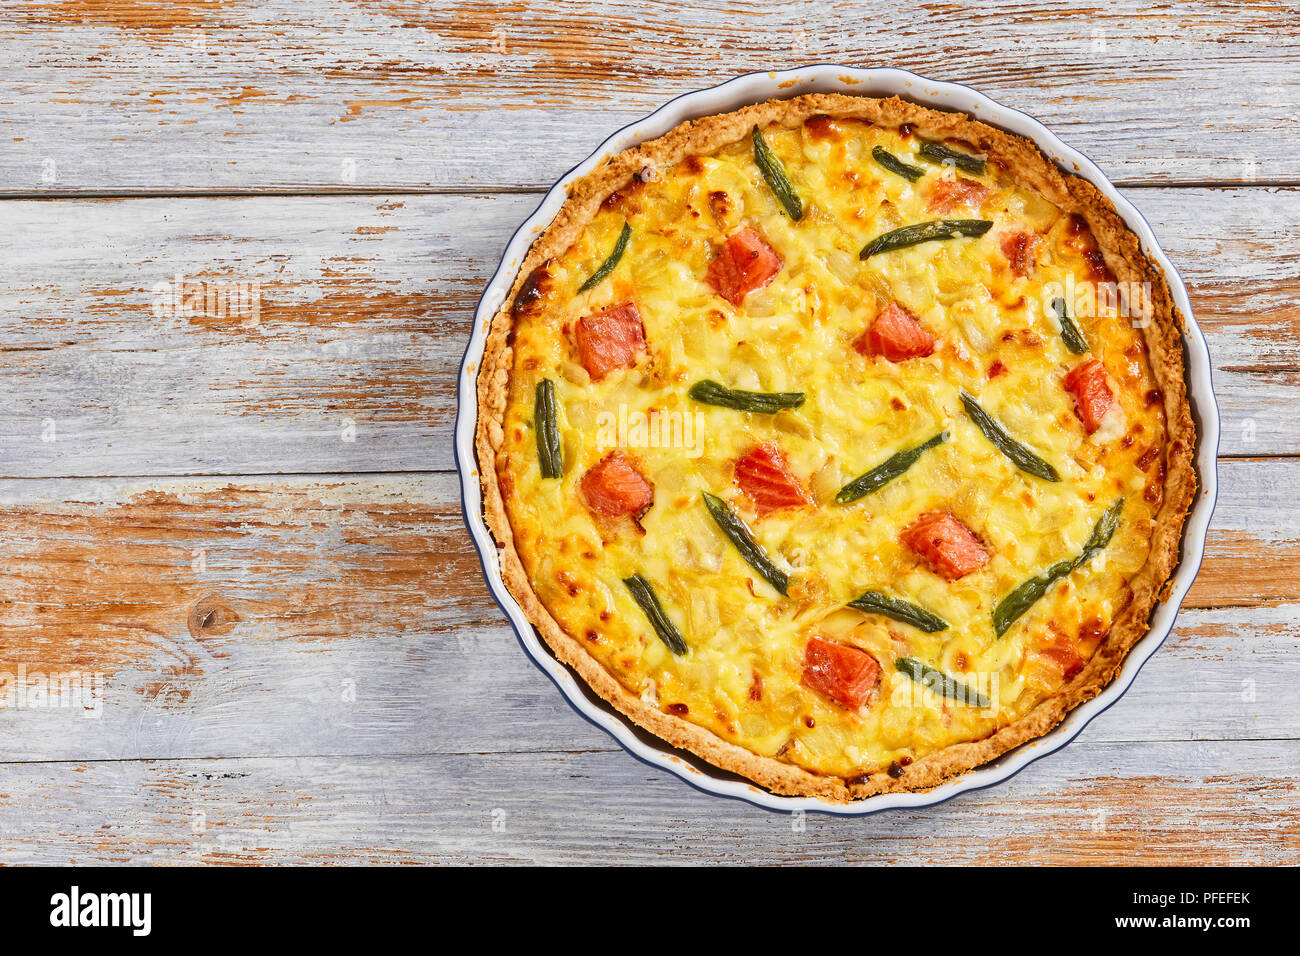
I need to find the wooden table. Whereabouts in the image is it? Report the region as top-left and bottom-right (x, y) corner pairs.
(0, 0), (1295, 865)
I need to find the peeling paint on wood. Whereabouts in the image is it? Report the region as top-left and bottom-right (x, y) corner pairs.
(3, 0), (1300, 191)
(0, 474), (496, 679)
(0, 743), (1291, 864)
(0, 1), (1295, 864)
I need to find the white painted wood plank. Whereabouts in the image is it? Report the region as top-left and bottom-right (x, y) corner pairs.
(0, 740), (1293, 864)
(3, 0), (1298, 192)
(0, 188), (1291, 479)
(0, 192), (527, 476)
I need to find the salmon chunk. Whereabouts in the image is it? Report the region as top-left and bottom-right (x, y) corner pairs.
(581, 452), (654, 519)
(574, 301), (646, 381)
(902, 512), (989, 580)
(704, 228), (782, 306)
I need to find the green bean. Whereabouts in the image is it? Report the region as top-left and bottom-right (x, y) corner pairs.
(992, 498), (1125, 637)
(753, 125), (804, 221)
(703, 493), (789, 596)
(871, 146), (924, 183)
(836, 431), (949, 503)
(918, 140), (987, 176)
(1077, 496), (1125, 566)
(959, 390), (1060, 482)
(534, 378), (563, 479)
(577, 222), (632, 293)
(689, 379), (805, 414)
(860, 219), (992, 259)
(623, 574), (688, 655)
(991, 558), (1076, 640)
(1052, 296), (1089, 355)
(895, 657), (990, 708)
(847, 591), (949, 633)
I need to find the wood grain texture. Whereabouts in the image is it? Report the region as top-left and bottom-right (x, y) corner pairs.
(0, 192), (521, 477)
(1, 0), (1295, 866)
(0, 742), (1293, 865)
(0, 187), (1292, 481)
(3, 0), (1299, 193)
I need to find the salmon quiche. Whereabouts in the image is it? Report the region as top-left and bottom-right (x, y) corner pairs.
(474, 93), (1196, 801)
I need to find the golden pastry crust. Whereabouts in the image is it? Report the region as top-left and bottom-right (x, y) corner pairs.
(474, 93), (1197, 802)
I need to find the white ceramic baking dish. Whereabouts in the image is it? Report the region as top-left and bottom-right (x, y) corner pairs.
(455, 66), (1220, 814)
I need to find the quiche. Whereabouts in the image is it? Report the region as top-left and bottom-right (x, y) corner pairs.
(475, 93), (1196, 802)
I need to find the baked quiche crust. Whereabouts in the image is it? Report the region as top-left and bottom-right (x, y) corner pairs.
(474, 93), (1197, 802)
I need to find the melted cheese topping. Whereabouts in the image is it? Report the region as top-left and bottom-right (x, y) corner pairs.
(497, 117), (1166, 780)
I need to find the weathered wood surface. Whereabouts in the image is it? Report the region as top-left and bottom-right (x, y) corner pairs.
(0, 0), (1296, 866)
(3, 0), (1299, 192)
(0, 742), (1294, 865)
(0, 192), (519, 477)
(0, 187), (1293, 480)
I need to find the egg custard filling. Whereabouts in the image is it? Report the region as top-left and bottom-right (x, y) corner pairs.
(476, 94), (1195, 801)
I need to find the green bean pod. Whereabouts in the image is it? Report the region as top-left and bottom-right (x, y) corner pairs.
(1077, 496), (1125, 566)
(703, 493), (789, 596)
(895, 657), (991, 708)
(623, 574), (688, 656)
(918, 140), (987, 176)
(1052, 296), (1089, 354)
(993, 498), (1125, 637)
(847, 591), (949, 633)
(959, 390), (1060, 482)
(871, 146), (924, 183)
(991, 558), (1076, 640)
(836, 431), (949, 503)
(860, 219), (993, 259)
(689, 379), (806, 414)
(534, 378), (563, 479)
(577, 222), (632, 293)
(753, 125), (804, 221)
